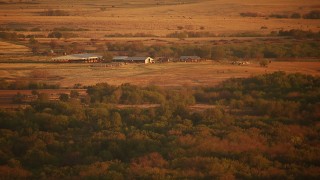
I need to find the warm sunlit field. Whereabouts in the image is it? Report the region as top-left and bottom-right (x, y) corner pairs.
(0, 0), (320, 34)
(0, 0), (319, 60)
(1, 1), (320, 179)
(0, 0), (319, 36)
(1, 61), (319, 87)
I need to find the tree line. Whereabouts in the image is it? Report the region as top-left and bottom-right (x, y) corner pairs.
(0, 72), (319, 179)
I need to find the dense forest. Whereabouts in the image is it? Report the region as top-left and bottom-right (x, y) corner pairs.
(0, 72), (319, 179)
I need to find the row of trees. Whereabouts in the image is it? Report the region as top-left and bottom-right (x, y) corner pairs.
(0, 79), (60, 90)
(240, 10), (320, 19)
(1, 29), (319, 58)
(29, 37), (320, 59)
(0, 72), (319, 178)
(104, 40), (320, 59)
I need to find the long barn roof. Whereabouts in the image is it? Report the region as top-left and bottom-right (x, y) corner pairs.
(125, 57), (151, 61)
(52, 53), (102, 60)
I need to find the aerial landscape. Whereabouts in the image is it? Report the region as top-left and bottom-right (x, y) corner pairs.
(0, 0), (320, 179)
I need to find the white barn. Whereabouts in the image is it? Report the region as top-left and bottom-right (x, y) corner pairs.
(52, 53), (102, 63)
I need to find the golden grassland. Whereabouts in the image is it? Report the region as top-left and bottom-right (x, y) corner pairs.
(0, 0), (319, 36)
(1, 61), (319, 88)
(0, 0), (319, 87)
(0, 41), (30, 54)
(0, 0), (319, 61)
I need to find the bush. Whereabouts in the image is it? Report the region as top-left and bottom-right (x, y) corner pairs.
(48, 31), (62, 39)
(166, 31), (188, 39)
(48, 31), (78, 39)
(166, 31), (216, 38)
(40, 9), (70, 16)
(240, 12), (260, 17)
(290, 13), (301, 19)
(278, 29), (320, 39)
(70, 90), (79, 98)
(59, 94), (69, 102)
(0, 31), (24, 41)
(303, 10), (320, 19)
(259, 59), (269, 67)
(269, 14), (288, 18)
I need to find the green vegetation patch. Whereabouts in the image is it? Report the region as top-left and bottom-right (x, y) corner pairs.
(0, 72), (319, 178)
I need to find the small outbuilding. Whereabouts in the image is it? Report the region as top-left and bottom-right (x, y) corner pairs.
(179, 56), (201, 62)
(52, 53), (102, 63)
(112, 56), (154, 64)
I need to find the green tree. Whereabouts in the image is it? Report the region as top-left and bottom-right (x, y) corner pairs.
(259, 59), (269, 67)
(70, 90), (79, 98)
(59, 93), (69, 102)
(103, 52), (113, 63)
(111, 112), (122, 130)
(211, 46), (225, 60)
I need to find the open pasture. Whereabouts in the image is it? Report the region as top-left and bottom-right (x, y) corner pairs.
(0, 0), (319, 36)
(0, 41), (30, 54)
(0, 61), (319, 88)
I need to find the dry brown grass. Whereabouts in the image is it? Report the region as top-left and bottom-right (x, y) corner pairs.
(0, 0), (319, 36)
(0, 0), (319, 59)
(0, 61), (319, 88)
(0, 41), (30, 54)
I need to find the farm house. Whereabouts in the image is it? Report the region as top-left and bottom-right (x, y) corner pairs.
(52, 53), (103, 63)
(113, 56), (154, 64)
(179, 56), (201, 62)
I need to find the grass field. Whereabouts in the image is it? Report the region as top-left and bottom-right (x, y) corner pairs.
(0, 0), (319, 85)
(0, 0), (319, 60)
(0, 0), (319, 35)
(0, 41), (30, 54)
(1, 61), (319, 87)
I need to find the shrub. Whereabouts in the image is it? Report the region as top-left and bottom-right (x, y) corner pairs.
(259, 59), (269, 67)
(0, 31), (24, 41)
(303, 10), (320, 19)
(290, 13), (301, 19)
(48, 31), (78, 39)
(166, 31), (216, 38)
(12, 93), (25, 103)
(48, 31), (62, 39)
(269, 14), (288, 18)
(240, 12), (260, 17)
(59, 93), (69, 102)
(102, 52), (113, 63)
(70, 90), (79, 98)
(40, 9), (70, 16)
(278, 29), (320, 39)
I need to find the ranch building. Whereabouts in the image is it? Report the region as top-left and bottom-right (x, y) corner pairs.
(179, 56), (201, 62)
(112, 56), (154, 64)
(52, 53), (102, 63)
(112, 56), (129, 62)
